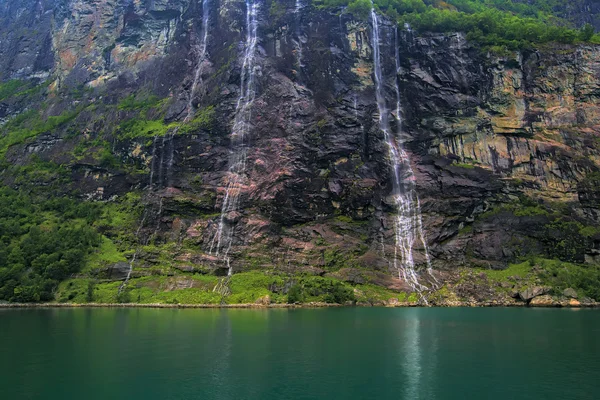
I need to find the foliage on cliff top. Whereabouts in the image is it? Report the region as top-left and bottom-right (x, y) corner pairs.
(318, 0), (600, 49)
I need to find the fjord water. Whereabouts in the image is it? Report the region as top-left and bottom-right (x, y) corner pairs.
(1, 308), (599, 400)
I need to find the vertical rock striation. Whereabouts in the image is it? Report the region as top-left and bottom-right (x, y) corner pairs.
(0, 0), (599, 291)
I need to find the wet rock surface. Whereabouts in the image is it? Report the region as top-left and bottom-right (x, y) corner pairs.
(0, 0), (599, 299)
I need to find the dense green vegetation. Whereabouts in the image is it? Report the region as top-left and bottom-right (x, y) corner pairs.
(319, 0), (600, 49)
(536, 258), (600, 301)
(0, 188), (102, 302)
(0, 106), (83, 156)
(55, 271), (409, 305)
(474, 258), (600, 301)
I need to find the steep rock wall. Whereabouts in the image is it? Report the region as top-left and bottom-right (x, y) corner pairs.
(1, 0), (599, 289)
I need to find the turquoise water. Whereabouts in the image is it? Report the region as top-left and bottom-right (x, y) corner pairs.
(1, 308), (599, 399)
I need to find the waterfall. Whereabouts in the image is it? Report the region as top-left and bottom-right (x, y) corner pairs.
(370, 8), (433, 293)
(121, 0), (212, 294)
(209, 0), (260, 276)
(185, 0), (211, 122)
(148, 136), (158, 187)
(157, 134), (168, 186)
(294, 0), (305, 75)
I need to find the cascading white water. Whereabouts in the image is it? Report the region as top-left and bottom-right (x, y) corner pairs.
(148, 136), (158, 187)
(370, 8), (433, 293)
(293, 0), (305, 73)
(209, 0), (260, 276)
(185, 0), (211, 122)
(122, 1), (213, 293)
(393, 27), (435, 281)
(121, 0), (213, 293)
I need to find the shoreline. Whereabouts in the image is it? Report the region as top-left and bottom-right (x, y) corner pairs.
(1, 301), (598, 309)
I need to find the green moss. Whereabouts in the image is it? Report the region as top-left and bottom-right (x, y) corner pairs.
(452, 162), (475, 169)
(83, 236), (128, 272)
(512, 205), (549, 217)
(117, 94), (162, 111)
(580, 226), (600, 238)
(354, 283), (404, 303)
(406, 293), (419, 303)
(0, 80), (26, 101)
(180, 106), (216, 133)
(334, 215), (355, 224)
(118, 118), (179, 139)
(458, 224), (473, 234)
(0, 106), (84, 155)
(475, 261), (533, 283)
(478, 197), (551, 219)
(95, 193), (142, 231)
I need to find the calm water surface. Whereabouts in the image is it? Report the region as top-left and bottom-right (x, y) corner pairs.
(1, 307), (599, 400)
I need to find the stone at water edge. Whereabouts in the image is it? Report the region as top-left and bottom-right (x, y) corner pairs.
(255, 295), (271, 305)
(519, 286), (551, 302)
(563, 288), (578, 299)
(569, 299), (581, 307)
(385, 298), (400, 307)
(529, 295), (556, 307)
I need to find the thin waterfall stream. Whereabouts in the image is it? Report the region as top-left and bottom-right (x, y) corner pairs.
(294, 0), (305, 74)
(370, 7), (434, 296)
(121, 0), (212, 293)
(185, 0), (211, 123)
(209, 0), (260, 278)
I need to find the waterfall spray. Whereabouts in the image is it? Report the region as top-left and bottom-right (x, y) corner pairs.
(370, 7), (434, 295)
(209, 0), (260, 276)
(185, 0), (211, 122)
(293, 0), (305, 75)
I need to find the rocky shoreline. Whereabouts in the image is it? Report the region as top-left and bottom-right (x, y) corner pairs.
(0, 300), (598, 309)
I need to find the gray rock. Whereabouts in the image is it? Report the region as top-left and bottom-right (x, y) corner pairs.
(519, 286), (551, 301)
(108, 262), (131, 281)
(580, 297), (596, 305)
(174, 265), (195, 273)
(563, 288), (578, 299)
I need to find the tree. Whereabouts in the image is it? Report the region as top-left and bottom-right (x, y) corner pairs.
(348, 0), (373, 20)
(579, 24), (595, 41)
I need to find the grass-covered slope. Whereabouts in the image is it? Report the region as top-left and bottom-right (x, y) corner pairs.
(1, 3), (600, 305)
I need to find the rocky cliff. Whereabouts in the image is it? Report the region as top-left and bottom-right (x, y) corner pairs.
(1, 0), (599, 304)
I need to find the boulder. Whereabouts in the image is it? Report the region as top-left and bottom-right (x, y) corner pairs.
(519, 286), (550, 302)
(386, 298), (400, 307)
(255, 295), (271, 306)
(529, 295), (556, 307)
(563, 288), (578, 299)
(569, 299), (581, 307)
(108, 262), (131, 281)
(580, 297), (596, 305)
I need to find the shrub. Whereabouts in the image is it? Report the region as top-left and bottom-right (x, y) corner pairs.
(287, 284), (304, 303)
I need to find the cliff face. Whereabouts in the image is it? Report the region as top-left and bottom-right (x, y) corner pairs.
(1, 0), (599, 295)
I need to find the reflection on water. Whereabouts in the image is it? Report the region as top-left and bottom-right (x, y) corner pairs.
(211, 310), (233, 398)
(1, 308), (599, 400)
(403, 309), (422, 400)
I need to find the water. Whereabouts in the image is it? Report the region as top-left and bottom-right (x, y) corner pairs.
(294, 0), (305, 74)
(1, 308), (598, 400)
(209, 0), (260, 275)
(185, 0), (211, 122)
(370, 9), (433, 293)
